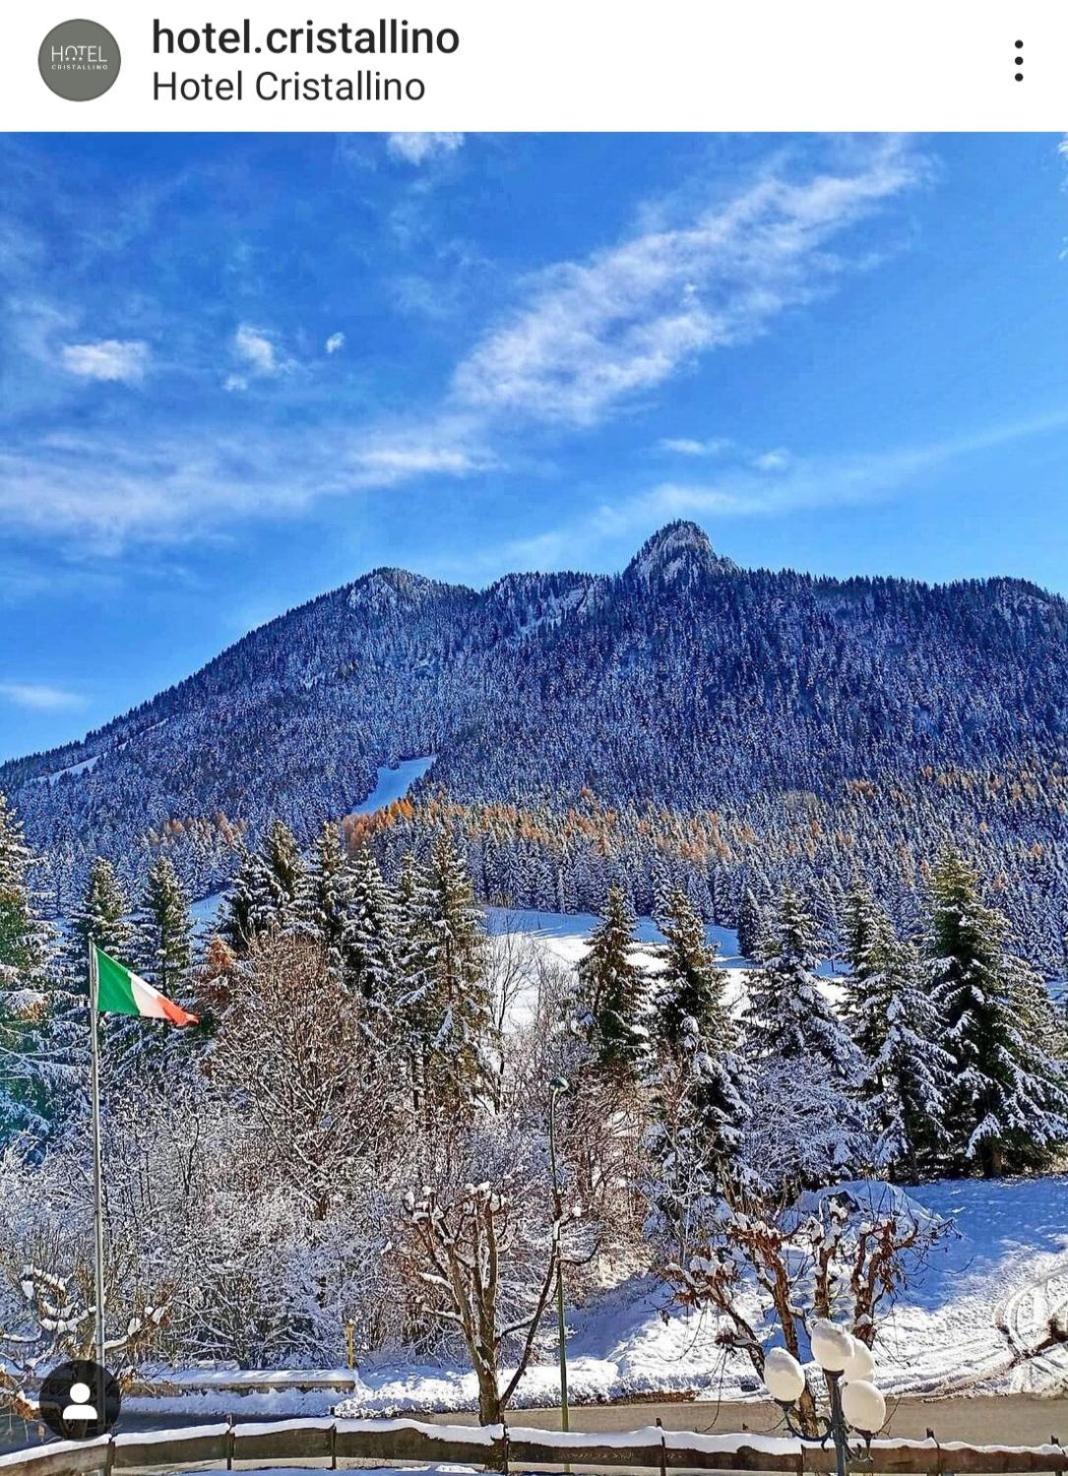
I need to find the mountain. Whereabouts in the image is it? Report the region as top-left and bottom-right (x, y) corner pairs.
(5, 521), (1068, 956)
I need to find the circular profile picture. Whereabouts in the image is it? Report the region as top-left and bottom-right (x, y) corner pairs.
(38, 20), (121, 101)
(38, 1360), (121, 1440)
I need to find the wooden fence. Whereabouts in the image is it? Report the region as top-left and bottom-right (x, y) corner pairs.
(2, 1417), (1067, 1476)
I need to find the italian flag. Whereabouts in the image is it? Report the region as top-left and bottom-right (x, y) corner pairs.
(93, 944), (199, 1026)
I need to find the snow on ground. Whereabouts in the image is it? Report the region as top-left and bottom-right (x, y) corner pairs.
(121, 1176), (1068, 1420)
(331, 1180), (1068, 1411)
(486, 907), (846, 1032)
(353, 757), (436, 815)
(27, 754), (100, 787)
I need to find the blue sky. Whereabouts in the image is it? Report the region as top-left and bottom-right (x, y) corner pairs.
(2, 130), (1068, 760)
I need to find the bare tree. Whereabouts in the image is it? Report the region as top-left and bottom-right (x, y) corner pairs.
(211, 935), (400, 1218)
(665, 1183), (953, 1436)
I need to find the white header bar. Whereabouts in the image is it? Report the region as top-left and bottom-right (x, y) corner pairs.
(3, 0), (1067, 132)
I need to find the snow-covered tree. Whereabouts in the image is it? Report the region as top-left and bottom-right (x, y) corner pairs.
(301, 821), (355, 982)
(853, 934), (954, 1179)
(222, 820), (304, 950)
(655, 887), (730, 1051)
(408, 834), (494, 1118)
(346, 847), (399, 1018)
(136, 854), (193, 996)
(577, 886), (649, 1082)
(743, 886), (859, 1080)
(926, 850), (1068, 1176)
(736, 885), (767, 963)
(68, 857), (135, 974)
(0, 793), (54, 1143)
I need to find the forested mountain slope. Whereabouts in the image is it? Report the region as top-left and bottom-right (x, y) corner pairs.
(5, 522), (1068, 945)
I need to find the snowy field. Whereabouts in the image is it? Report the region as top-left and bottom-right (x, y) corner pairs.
(128, 1171), (1068, 1418)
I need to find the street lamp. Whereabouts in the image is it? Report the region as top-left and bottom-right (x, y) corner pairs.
(547, 1076), (571, 1437)
(761, 1321), (887, 1476)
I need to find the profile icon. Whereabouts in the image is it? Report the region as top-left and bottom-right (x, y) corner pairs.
(62, 1380), (97, 1423)
(39, 1360), (121, 1440)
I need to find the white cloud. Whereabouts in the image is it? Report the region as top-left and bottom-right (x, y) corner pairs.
(325, 332), (345, 355)
(233, 323), (285, 376)
(0, 681), (83, 711)
(659, 436), (732, 457)
(752, 448), (791, 472)
(453, 137), (923, 428)
(223, 373), (248, 393)
(387, 132), (464, 166)
(60, 339), (149, 384)
(351, 439), (495, 483)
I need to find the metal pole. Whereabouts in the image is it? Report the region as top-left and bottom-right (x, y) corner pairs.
(827, 1373), (849, 1476)
(547, 1083), (569, 1437)
(88, 939), (107, 1375)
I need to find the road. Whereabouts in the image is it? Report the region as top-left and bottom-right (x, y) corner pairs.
(432, 1394), (1068, 1446)
(4, 1394), (1068, 1457)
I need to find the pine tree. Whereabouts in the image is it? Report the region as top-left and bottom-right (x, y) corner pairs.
(736, 886), (767, 962)
(839, 882), (895, 1032)
(137, 854), (193, 996)
(854, 936), (954, 1178)
(346, 846), (399, 1017)
(302, 821), (355, 981)
(68, 857), (135, 973)
(410, 834), (494, 1116)
(743, 885), (860, 1081)
(655, 887), (730, 1051)
(0, 792), (54, 1142)
(578, 885), (649, 1081)
(927, 850), (1068, 1176)
(223, 820), (304, 951)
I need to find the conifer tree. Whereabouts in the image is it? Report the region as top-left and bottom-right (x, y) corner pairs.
(656, 887), (730, 1051)
(736, 886), (767, 962)
(223, 820), (304, 951)
(578, 885), (649, 1081)
(743, 885), (860, 1081)
(0, 792), (54, 1141)
(303, 821), (355, 981)
(410, 834), (493, 1116)
(346, 846), (399, 1016)
(853, 934), (953, 1178)
(839, 882), (895, 1031)
(926, 850), (1068, 1176)
(137, 854), (193, 996)
(68, 857), (135, 972)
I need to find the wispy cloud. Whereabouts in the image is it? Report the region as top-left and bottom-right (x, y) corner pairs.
(232, 323), (286, 377)
(387, 133), (464, 166)
(452, 137), (923, 428)
(0, 681), (83, 711)
(752, 448), (791, 472)
(502, 408), (1068, 569)
(0, 136), (927, 550)
(60, 339), (149, 384)
(658, 436), (732, 457)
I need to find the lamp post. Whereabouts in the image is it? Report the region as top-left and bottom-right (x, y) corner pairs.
(547, 1076), (570, 1438)
(762, 1322), (886, 1476)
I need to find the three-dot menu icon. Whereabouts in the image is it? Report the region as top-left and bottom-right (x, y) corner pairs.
(1015, 40), (1023, 82)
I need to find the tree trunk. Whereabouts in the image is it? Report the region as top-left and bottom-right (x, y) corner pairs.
(475, 1359), (502, 1424)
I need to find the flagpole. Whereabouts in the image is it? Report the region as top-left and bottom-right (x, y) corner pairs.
(88, 938), (106, 1374)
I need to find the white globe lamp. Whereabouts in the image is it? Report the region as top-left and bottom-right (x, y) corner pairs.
(809, 1319), (854, 1373)
(763, 1347), (806, 1405)
(841, 1379), (886, 1435)
(842, 1340), (876, 1381)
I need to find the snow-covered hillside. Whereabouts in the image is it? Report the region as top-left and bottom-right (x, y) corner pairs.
(7, 520), (1068, 970)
